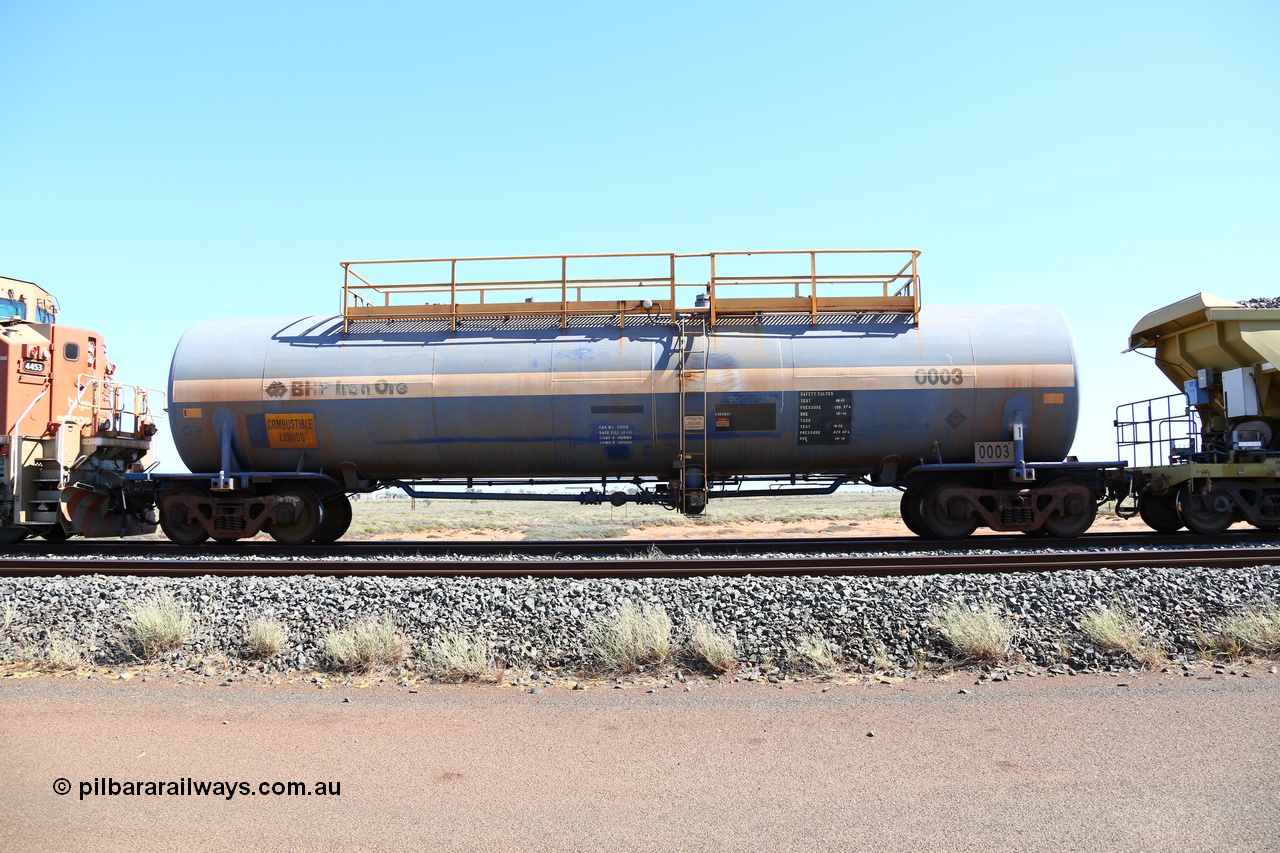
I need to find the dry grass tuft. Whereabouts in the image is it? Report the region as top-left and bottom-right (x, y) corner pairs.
(789, 635), (839, 676)
(867, 640), (895, 671)
(1078, 606), (1165, 668)
(418, 632), (499, 682)
(1200, 605), (1280, 657)
(585, 602), (672, 673)
(44, 636), (86, 670)
(243, 617), (288, 659)
(322, 617), (407, 673)
(936, 602), (1015, 663)
(683, 621), (737, 674)
(125, 594), (193, 658)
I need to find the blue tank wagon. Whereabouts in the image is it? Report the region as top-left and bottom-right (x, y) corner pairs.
(152, 250), (1119, 544)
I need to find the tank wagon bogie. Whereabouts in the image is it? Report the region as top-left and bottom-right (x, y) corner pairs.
(153, 479), (352, 546)
(152, 249), (1123, 544)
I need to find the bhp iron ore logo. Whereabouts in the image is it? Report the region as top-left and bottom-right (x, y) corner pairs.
(264, 381), (289, 398)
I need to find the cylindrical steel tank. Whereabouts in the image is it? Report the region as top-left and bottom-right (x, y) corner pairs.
(168, 305), (1080, 482)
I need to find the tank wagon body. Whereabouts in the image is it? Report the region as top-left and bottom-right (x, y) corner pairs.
(146, 250), (1115, 544)
(0, 276), (157, 544)
(169, 304), (1080, 480)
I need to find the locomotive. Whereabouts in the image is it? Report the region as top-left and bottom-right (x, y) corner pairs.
(0, 276), (157, 544)
(7, 251), (1277, 546)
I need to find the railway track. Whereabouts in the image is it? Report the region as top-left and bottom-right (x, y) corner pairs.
(3, 531), (1279, 578)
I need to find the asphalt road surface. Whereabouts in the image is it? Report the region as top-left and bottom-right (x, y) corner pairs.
(2, 670), (1278, 852)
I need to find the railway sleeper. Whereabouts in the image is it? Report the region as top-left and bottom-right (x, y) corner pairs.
(920, 479), (1097, 539)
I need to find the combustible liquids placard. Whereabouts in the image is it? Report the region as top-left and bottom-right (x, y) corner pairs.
(265, 413), (319, 449)
(798, 391), (852, 445)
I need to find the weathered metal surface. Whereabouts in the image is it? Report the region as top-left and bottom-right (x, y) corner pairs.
(1129, 292), (1280, 418)
(168, 304), (1080, 483)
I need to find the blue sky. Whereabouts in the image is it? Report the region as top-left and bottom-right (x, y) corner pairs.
(2, 1), (1277, 470)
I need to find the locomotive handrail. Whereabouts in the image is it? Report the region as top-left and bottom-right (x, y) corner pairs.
(60, 375), (157, 440)
(340, 249), (921, 332)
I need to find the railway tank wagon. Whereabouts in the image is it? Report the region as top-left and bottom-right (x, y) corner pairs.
(157, 250), (1109, 544)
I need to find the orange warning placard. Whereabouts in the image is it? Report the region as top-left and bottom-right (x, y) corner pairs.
(265, 413), (318, 448)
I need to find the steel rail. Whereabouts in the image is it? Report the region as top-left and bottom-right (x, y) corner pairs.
(15, 529), (1280, 560)
(2, 544), (1278, 579)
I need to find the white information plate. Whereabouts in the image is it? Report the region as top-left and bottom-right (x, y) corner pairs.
(974, 441), (1015, 463)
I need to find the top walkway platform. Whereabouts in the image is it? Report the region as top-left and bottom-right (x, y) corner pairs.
(340, 249), (921, 332)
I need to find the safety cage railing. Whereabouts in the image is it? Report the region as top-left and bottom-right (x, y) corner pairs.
(1115, 393), (1199, 469)
(63, 376), (160, 440)
(339, 249), (921, 332)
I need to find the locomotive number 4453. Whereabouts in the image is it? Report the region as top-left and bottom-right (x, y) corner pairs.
(974, 441), (1015, 462)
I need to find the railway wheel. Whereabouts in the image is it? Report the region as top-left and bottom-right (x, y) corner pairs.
(899, 491), (931, 537)
(160, 487), (211, 546)
(1177, 483), (1236, 535)
(1137, 491), (1183, 534)
(919, 480), (979, 540)
(0, 527), (28, 545)
(268, 487), (323, 546)
(313, 494), (353, 544)
(1040, 478), (1097, 538)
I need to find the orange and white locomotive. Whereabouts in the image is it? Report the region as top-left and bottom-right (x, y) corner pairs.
(0, 276), (156, 543)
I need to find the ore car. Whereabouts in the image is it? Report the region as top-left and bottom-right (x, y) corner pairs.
(152, 250), (1118, 544)
(1116, 293), (1280, 533)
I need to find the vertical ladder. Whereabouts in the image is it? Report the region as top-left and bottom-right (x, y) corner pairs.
(677, 318), (709, 513)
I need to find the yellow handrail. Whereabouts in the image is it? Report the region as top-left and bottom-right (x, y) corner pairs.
(340, 249), (921, 332)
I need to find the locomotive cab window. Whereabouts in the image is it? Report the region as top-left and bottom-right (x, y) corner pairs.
(64, 342), (80, 361)
(0, 298), (25, 321)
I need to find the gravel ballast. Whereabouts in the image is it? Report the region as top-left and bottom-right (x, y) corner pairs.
(2, 566), (1277, 675)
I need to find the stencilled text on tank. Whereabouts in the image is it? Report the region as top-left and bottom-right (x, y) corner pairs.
(798, 391), (852, 445)
(263, 379), (411, 400)
(913, 368), (967, 386)
(597, 424), (634, 446)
